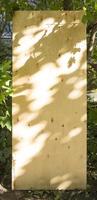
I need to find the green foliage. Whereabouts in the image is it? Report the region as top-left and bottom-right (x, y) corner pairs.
(88, 101), (97, 124)
(0, 128), (11, 186)
(0, 38), (12, 186)
(36, 0), (64, 10)
(0, 42), (12, 131)
(72, 0), (84, 10)
(88, 66), (97, 90)
(0, 0), (32, 20)
(92, 46), (97, 64)
(0, 129), (11, 163)
(82, 0), (97, 24)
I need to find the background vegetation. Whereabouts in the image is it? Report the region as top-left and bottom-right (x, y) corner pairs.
(0, 0), (97, 199)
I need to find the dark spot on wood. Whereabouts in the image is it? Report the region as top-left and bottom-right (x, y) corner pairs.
(28, 123), (31, 126)
(47, 154), (50, 158)
(36, 63), (39, 68)
(61, 78), (64, 82)
(51, 118), (54, 123)
(75, 112), (77, 114)
(62, 124), (64, 127)
(17, 117), (19, 122)
(14, 70), (18, 74)
(55, 137), (58, 141)
(58, 53), (61, 57)
(67, 38), (69, 41)
(68, 145), (70, 149)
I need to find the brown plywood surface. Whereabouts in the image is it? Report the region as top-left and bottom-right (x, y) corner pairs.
(12, 11), (87, 190)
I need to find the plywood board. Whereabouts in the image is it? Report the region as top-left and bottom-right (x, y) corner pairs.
(12, 11), (87, 190)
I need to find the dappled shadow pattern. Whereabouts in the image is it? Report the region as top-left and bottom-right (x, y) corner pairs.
(12, 11), (87, 190)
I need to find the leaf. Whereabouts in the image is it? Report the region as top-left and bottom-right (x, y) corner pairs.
(0, 94), (5, 104)
(5, 120), (11, 131)
(95, 2), (97, 10)
(83, 6), (86, 11)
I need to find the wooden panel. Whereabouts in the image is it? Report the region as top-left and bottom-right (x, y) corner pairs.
(12, 11), (87, 190)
